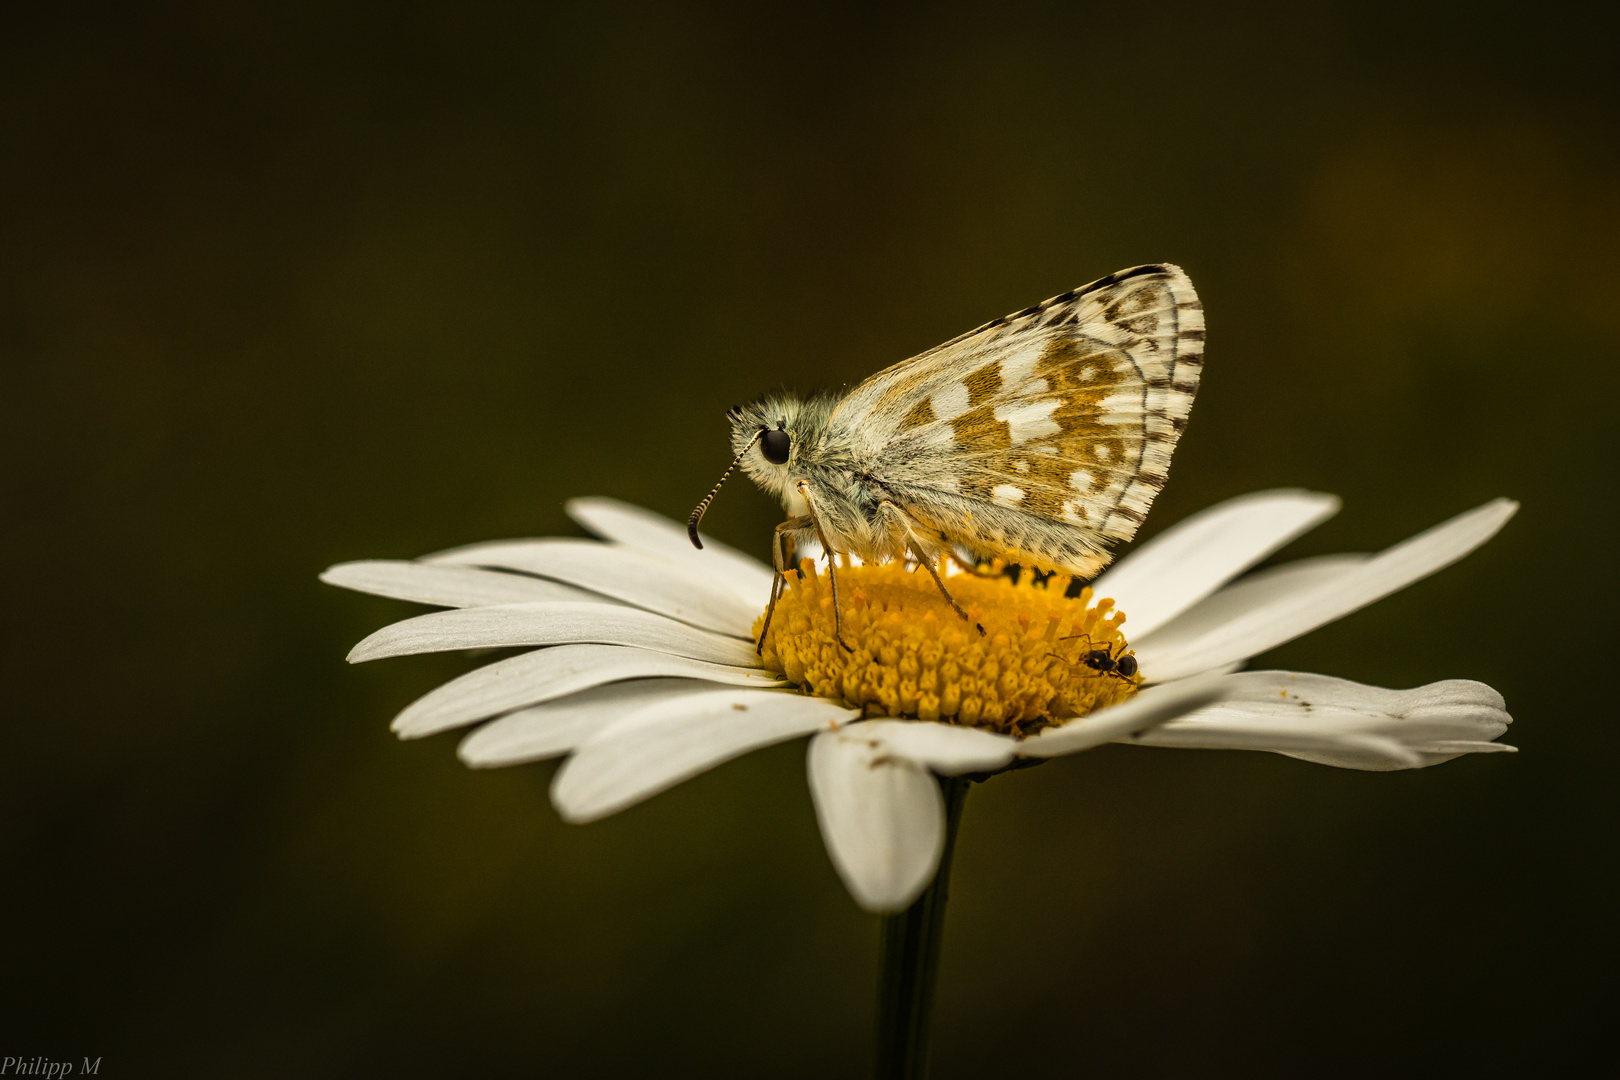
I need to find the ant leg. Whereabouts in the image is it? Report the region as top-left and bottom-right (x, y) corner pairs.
(794, 482), (853, 653)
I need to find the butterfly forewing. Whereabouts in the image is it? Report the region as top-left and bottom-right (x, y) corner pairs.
(832, 264), (1203, 574)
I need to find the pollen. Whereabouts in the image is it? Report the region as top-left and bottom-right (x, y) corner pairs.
(755, 558), (1141, 737)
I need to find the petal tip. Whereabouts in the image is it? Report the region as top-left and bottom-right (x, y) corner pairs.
(1300, 490), (1342, 513)
(550, 792), (610, 826)
(854, 890), (928, 915)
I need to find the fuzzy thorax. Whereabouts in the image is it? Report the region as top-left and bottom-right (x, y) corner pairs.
(756, 559), (1140, 737)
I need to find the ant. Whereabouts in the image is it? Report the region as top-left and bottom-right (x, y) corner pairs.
(1055, 635), (1139, 683)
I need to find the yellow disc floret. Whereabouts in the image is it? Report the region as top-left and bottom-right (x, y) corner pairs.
(756, 557), (1141, 737)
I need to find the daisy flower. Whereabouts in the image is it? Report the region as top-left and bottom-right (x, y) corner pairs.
(323, 489), (1516, 913)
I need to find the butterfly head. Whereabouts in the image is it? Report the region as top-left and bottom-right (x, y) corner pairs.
(687, 393), (809, 549)
(727, 394), (808, 500)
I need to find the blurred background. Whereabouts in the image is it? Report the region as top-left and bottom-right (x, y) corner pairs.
(4, 2), (1616, 1075)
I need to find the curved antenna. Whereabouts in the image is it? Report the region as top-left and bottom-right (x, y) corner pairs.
(688, 428), (765, 549)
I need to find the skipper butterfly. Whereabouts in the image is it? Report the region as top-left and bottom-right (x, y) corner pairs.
(688, 264), (1203, 649)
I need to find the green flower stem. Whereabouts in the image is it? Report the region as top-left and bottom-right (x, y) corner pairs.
(875, 774), (970, 1080)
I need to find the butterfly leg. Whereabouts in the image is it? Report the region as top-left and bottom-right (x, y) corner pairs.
(756, 516), (811, 654)
(943, 548), (1004, 579)
(874, 499), (987, 637)
(908, 542), (986, 637)
(794, 481), (854, 653)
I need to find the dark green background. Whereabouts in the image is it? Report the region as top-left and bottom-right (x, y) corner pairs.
(5, 3), (1615, 1076)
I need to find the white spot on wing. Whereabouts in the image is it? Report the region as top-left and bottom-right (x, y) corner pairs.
(931, 381), (970, 421)
(991, 484), (1024, 507)
(1069, 469), (1095, 492)
(1095, 391), (1141, 421)
(1094, 444), (1111, 461)
(999, 340), (1045, 387)
(995, 399), (1061, 444)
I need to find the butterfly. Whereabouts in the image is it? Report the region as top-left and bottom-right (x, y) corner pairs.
(687, 263), (1204, 650)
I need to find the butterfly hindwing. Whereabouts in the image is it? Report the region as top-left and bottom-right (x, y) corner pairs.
(831, 264), (1203, 573)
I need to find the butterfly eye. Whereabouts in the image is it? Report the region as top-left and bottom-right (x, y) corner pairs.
(760, 427), (791, 465)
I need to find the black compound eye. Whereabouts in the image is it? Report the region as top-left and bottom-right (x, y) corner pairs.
(1117, 655), (1138, 678)
(760, 427), (791, 465)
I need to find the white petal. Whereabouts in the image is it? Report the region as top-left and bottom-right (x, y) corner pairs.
(1131, 669), (1515, 771)
(566, 496), (775, 607)
(346, 601), (760, 667)
(1135, 719), (1425, 768)
(1014, 672), (1232, 757)
(421, 538), (757, 638)
(457, 679), (717, 767)
(1415, 740), (1518, 755)
(851, 719), (1018, 775)
(807, 725), (945, 913)
(1091, 490), (1341, 639)
(1220, 669), (1506, 713)
(1135, 554), (1370, 649)
(551, 689), (855, 823)
(320, 560), (611, 608)
(1134, 499), (1518, 682)
(392, 643), (784, 739)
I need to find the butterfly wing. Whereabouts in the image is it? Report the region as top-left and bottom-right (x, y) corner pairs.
(833, 264), (1203, 575)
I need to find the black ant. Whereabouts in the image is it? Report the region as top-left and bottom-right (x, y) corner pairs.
(1055, 635), (1139, 683)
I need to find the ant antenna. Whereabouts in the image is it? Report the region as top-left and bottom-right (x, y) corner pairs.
(688, 428), (765, 549)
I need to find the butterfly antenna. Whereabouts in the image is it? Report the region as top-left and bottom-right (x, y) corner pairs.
(688, 429), (765, 549)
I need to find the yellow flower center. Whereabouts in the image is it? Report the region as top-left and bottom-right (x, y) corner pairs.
(756, 557), (1140, 737)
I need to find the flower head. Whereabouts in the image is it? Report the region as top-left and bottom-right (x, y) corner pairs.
(761, 558), (1137, 735)
(324, 489), (1517, 912)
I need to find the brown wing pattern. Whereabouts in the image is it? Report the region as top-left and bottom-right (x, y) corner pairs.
(834, 264), (1203, 568)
